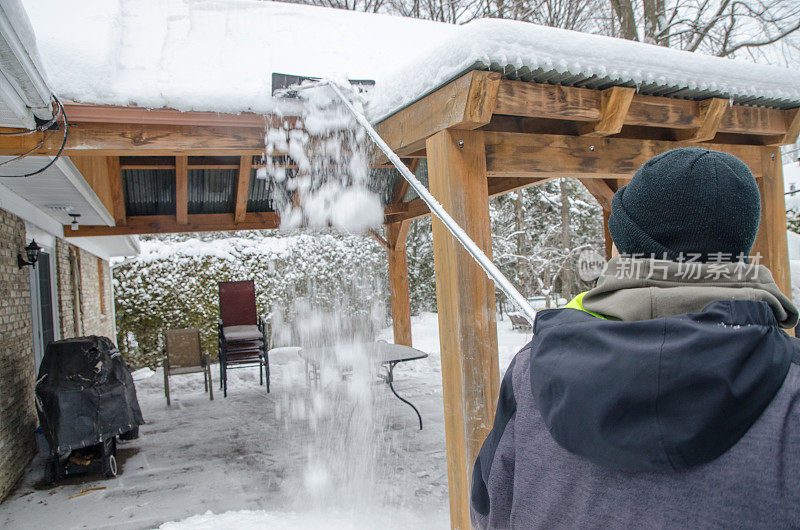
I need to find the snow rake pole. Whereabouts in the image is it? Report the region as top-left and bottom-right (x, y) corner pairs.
(326, 81), (538, 325)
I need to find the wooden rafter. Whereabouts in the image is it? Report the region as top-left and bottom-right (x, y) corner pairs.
(175, 155), (188, 224)
(675, 98), (729, 142)
(234, 155), (252, 223)
(580, 87), (635, 137)
(375, 70), (502, 158)
(492, 79), (790, 138)
(65, 212), (280, 237)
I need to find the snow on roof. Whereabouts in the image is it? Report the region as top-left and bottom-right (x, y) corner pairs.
(21, 0), (452, 116)
(369, 19), (800, 121)
(21, 0), (800, 122)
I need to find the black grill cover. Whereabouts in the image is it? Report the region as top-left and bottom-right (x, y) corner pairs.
(35, 336), (144, 455)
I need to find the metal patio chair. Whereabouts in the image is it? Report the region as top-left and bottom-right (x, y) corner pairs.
(163, 328), (213, 406)
(217, 280), (269, 397)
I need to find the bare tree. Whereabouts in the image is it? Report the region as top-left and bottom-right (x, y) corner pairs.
(603, 0), (800, 58)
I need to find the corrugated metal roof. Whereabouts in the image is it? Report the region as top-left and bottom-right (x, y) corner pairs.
(122, 169), (175, 216)
(188, 168), (236, 214)
(247, 167), (281, 212)
(482, 62), (792, 109)
(123, 165), (400, 218)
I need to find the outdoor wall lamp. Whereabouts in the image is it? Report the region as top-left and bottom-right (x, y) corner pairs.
(18, 239), (42, 269)
(69, 212), (81, 231)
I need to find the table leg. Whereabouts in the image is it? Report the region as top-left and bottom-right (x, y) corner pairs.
(386, 362), (423, 430)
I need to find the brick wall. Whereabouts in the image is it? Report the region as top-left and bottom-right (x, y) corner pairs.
(55, 240), (115, 341)
(0, 210), (116, 502)
(0, 208), (36, 501)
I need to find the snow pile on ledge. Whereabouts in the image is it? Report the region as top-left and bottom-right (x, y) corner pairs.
(129, 235), (299, 264)
(21, 0), (800, 121)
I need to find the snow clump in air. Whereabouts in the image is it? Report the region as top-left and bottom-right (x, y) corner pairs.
(263, 80), (384, 233)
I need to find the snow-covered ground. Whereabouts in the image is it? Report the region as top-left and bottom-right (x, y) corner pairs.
(1, 313), (529, 530)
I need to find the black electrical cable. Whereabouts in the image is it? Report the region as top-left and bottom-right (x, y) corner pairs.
(0, 99), (61, 135)
(1, 96), (68, 177)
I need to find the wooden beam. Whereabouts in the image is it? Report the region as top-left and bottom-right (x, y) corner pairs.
(68, 155), (115, 218)
(494, 79), (788, 137)
(675, 98), (729, 142)
(374, 70), (501, 157)
(0, 122), (267, 156)
(64, 102), (291, 128)
(483, 131), (764, 179)
(175, 156), (188, 224)
(752, 147), (790, 297)
(385, 198), (429, 223)
(234, 155), (252, 223)
(426, 129), (499, 530)
(65, 212), (280, 237)
(107, 156), (126, 225)
(580, 87), (635, 137)
(386, 220), (412, 347)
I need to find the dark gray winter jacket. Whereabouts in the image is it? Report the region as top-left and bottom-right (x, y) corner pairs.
(471, 258), (800, 529)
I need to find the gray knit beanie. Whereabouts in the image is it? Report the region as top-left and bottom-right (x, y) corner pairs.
(608, 147), (761, 262)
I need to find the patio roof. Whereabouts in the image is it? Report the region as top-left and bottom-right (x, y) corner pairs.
(22, 0), (800, 121)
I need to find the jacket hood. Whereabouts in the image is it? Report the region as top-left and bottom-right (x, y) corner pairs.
(582, 257), (799, 329)
(530, 300), (795, 472)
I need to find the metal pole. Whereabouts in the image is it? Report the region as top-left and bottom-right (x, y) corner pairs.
(327, 82), (537, 325)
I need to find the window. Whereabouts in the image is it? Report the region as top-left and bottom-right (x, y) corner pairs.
(98, 257), (107, 315)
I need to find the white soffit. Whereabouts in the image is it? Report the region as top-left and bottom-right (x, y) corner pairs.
(0, 155), (113, 226)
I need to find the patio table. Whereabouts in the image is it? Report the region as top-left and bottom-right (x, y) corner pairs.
(272, 342), (429, 430)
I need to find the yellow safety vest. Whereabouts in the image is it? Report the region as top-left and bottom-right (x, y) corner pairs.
(563, 291), (608, 320)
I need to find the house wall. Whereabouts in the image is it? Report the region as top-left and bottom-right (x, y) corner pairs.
(0, 208), (36, 502)
(0, 207), (115, 502)
(55, 240), (115, 340)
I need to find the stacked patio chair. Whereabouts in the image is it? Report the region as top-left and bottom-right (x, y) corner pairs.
(217, 280), (270, 397)
(163, 328), (213, 406)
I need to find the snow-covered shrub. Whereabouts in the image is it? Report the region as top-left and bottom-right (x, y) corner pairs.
(113, 231), (388, 369)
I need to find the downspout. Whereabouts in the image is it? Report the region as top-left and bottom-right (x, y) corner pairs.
(69, 245), (83, 336)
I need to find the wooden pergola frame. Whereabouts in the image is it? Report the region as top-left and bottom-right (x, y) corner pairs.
(2, 70), (798, 529)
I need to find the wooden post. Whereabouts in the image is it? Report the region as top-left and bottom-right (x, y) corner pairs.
(602, 207), (613, 260)
(175, 155), (188, 224)
(427, 129), (499, 530)
(387, 220), (412, 347)
(753, 147), (791, 296)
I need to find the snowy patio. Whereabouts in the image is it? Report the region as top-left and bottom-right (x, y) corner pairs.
(2, 314), (527, 529)
(0, 1), (798, 527)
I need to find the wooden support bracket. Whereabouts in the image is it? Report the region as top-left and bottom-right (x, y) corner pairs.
(368, 229), (391, 250)
(578, 178), (616, 210)
(676, 98), (729, 143)
(775, 108), (800, 146)
(580, 87), (635, 137)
